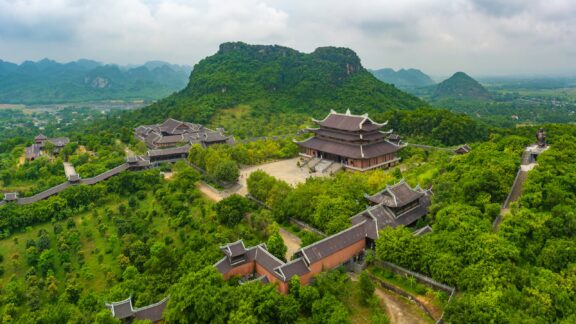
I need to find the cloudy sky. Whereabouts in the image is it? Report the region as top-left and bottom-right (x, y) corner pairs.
(1, 0), (575, 76)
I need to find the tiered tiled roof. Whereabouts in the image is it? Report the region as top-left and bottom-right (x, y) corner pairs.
(135, 118), (233, 149)
(312, 109), (387, 132)
(364, 180), (425, 208)
(296, 110), (402, 161)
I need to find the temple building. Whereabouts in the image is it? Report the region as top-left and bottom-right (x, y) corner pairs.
(25, 134), (70, 161)
(352, 180), (431, 237)
(135, 118), (234, 149)
(454, 144), (471, 155)
(295, 110), (404, 171)
(215, 180), (431, 294)
(105, 296), (168, 323)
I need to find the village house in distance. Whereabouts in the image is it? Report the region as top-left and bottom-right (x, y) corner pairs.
(25, 134), (70, 161)
(135, 118), (234, 149)
(295, 109), (404, 171)
(215, 180), (431, 294)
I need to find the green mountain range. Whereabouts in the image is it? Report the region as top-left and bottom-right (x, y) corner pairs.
(370, 68), (435, 89)
(433, 72), (491, 101)
(135, 42), (427, 125)
(0, 59), (191, 104)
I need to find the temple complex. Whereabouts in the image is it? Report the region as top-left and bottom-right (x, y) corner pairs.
(295, 110), (404, 171)
(25, 134), (70, 161)
(135, 118), (234, 149)
(215, 180), (431, 294)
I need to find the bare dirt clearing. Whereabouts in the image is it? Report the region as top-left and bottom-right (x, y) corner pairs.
(278, 227), (302, 260)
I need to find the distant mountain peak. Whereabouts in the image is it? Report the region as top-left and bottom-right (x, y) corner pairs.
(370, 67), (435, 89)
(433, 71), (491, 100)
(0, 58), (190, 103)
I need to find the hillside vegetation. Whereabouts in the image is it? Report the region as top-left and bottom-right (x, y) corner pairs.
(132, 42), (427, 128)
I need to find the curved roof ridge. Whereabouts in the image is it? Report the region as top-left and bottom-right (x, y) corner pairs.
(132, 296), (170, 312)
(299, 220), (367, 252)
(105, 296), (133, 306)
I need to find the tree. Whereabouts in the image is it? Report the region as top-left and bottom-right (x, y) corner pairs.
(165, 267), (230, 323)
(65, 279), (82, 304)
(214, 195), (250, 227)
(312, 294), (350, 324)
(37, 249), (55, 276)
(266, 232), (287, 261)
(358, 271), (375, 306)
(212, 159), (239, 183)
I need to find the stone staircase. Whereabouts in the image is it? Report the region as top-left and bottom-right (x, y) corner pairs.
(325, 162), (343, 174)
(314, 159), (332, 173)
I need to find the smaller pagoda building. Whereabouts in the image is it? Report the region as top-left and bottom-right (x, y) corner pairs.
(135, 118), (234, 149)
(295, 110), (404, 171)
(354, 180), (432, 232)
(25, 134), (70, 161)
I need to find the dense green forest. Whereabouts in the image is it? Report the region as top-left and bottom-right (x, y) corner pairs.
(128, 42), (427, 128)
(244, 126), (576, 322)
(1, 111), (575, 322)
(1, 41), (575, 322)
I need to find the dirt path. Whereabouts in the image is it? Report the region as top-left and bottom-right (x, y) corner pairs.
(17, 155), (25, 167)
(374, 288), (431, 324)
(349, 273), (431, 324)
(279, 228), (301, 260)
(197, 182), (225, 202)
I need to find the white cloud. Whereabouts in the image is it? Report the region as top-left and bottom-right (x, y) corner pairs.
(0, 0), (574, 75)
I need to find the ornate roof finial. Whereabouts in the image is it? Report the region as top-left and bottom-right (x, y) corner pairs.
(345, 108), (351, 115)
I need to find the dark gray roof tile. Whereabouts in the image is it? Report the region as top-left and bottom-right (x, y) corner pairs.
(300, 221), (367, 264)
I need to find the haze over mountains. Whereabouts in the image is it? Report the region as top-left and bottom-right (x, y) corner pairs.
(433, 72), (491, 101)
(370, 68), (435, 90)
(0, 59), (192, 104)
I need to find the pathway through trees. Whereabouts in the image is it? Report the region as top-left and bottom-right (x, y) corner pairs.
(278, 227), (301, 260)
(348, 273), (430, 324)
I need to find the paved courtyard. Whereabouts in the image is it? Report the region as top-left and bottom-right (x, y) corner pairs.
(235, 157), (329, 196)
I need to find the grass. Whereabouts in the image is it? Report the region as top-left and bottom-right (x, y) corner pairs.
(0, 198), (125, 290)
(342, 278), (389, 324)
(0, 191), (186, 296)
(368, 266), (448, 316)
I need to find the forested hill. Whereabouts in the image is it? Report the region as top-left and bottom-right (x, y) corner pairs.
(132, 42), (427, 125)
(0, 59), (191, 104)
(370, 68), (435, 89)
(433, 72), (491, 100)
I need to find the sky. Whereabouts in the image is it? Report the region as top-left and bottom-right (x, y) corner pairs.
(0, 0), (575, 76)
